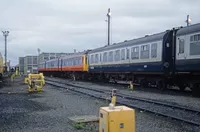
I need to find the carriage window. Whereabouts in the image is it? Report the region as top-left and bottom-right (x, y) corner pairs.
(69, 60), (71, 66)
(141, 45), (149, 59)
(126, 48), (130, 59)
(103, 52), (107, 62)
(108, 51), (113, 62)
(194, 35), (198, 41)
(95, 54), (99, 63)
(121, 49), (125, 60)
(151, 43), (157, 58)
(65, 60), (68, 66)
(91, 55), (94, 64)
(79, 57), (82, 65)
(190, 34), (200, 55)
(99, 53), (102, 62)
(76, 58), (78, 65)
(115, 50), (120, 61)
(190, 36), (194, 42)
(131, 47), (139, 59)
(179, 39), (184, 54)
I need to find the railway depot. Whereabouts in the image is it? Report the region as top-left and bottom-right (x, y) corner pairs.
(0, 1), (200, 131)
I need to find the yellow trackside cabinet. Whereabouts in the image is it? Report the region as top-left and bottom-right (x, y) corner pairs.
(99, 106), (135, 132)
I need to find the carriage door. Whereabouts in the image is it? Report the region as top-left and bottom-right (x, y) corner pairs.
(163, 31), (173, 75)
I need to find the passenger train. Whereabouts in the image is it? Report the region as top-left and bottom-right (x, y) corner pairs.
(38, 23), (200, 96)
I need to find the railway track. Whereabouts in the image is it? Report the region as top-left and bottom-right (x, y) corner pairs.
(46, 78), (200, 127)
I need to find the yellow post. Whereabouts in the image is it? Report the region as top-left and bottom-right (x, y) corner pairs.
(130, 81), (133, 90)
(111, 89), (117, 106)
(15, 67), (19, 76)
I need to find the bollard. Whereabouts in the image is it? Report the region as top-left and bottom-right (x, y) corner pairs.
(111, 89), (117, 106)
(130, 81), (134, 90)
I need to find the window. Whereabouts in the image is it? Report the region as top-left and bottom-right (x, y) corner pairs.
(194, 35), (198, 41)
(80, 57), (82, 65)
(179, 39), (184, 54)
(121, 49), (125, 60)
(54, 61), (57, 67)
(190, 34), (200, 55)
(91, 55), (94, 63)
(69, 60), (71, 66)
(126, 48), (130, 59)
(131, 47), (139, 59)
(66, 60), (69, 66)
(141, 45), (149, 59)
(44, 57), (49, 60)
(74, 58), (77, 65)
(95, 54), (99, 63)
(115, 50), (120, 61)
(33, 57), (38, 64)
(100, 53), (102, 62)
(108, 51), (113, 62)
(103, 52), (107, 62)
(50, 57), (55, 60)
(27, 57), (32, 64)
(73, 59), (76, 66)
(151, 43), (157, 58)
(190, 36), (194, 42)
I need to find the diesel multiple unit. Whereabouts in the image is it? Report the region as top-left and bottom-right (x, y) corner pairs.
(38, 23), (200, 95)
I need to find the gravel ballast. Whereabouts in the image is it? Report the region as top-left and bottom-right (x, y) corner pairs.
(0, 77), (199, 132)
(47, 77), (200, 110)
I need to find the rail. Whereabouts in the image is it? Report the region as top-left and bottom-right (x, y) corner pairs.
(46, 78), (200, 127)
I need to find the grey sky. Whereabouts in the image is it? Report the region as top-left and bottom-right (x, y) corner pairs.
(0, 0), (199, 65)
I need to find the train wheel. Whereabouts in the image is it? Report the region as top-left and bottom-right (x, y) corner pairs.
(73, 74), (76, 81)
(192, 83), (200, 97)
(157, 80), (166, 91)
(141, 79), (148, 88)
(178, 84), (185, 92)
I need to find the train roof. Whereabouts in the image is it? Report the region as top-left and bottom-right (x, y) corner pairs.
(88, 31), (167, 54)
(61, 51), (86, 59)
(177, 23), (200, 36)
(41, 50), (91, 64)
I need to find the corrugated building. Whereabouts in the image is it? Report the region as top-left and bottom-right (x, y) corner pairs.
(19, 57), (25, 74)
(23, 56), (38, 75)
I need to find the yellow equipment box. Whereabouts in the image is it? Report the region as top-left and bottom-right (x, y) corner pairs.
(99, 106), (135, 132)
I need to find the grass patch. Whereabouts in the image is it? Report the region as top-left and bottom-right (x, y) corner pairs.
(73, 122), (86, 130)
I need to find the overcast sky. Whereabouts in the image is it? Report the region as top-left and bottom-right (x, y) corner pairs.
(0, 0), (200, 66)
